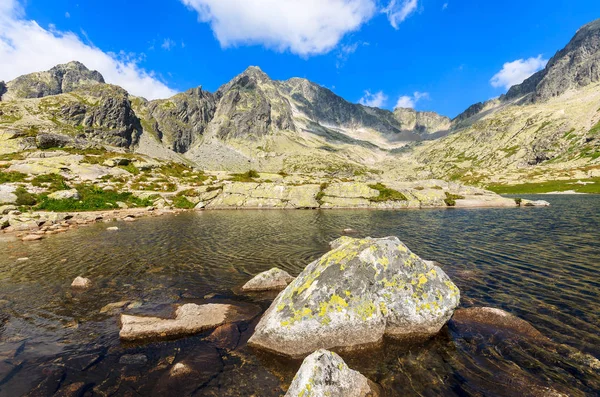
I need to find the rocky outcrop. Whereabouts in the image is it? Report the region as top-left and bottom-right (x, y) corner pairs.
(506, 19), (600, 103)
(285, 349), (379, 397)
(242, 268), (294, 292)
(393, 108), (451, 134)
(119, 303), (260, 341)
(0, 81), (6, 101)
(201, 181), (516, 210)
(3, 61), (104, 101)
(248, 236), (460, 357)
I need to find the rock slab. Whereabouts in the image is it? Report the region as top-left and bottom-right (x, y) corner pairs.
(285, 349), (378, 397)
(249, 236), (460, 358)
(119, 303), (260, 341)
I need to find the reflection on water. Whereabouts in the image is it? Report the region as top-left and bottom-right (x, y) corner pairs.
(0, 195), (599, 396)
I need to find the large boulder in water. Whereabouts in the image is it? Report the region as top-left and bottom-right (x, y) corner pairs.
(285, 349), (379, 397)
(248, 236), (460, 358)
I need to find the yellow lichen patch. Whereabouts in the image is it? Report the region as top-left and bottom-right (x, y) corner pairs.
(397, 244), (408, 252)
(418, 274), (428, 286)
(354, 300), (377, 321)
(377, 256), (390, 269)
(281, 306), (314, 327)
(318, 294), (349, 320)
(379, 301), (388, 315)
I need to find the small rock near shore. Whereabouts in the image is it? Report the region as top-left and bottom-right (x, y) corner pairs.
(241, 268), (294, 292)
(22, 234), (43, 242)
(71, 276), (92, 289)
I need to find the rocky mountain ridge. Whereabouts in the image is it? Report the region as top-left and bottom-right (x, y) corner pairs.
(1, 18), (600, 187)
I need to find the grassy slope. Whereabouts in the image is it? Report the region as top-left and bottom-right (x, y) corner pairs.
(486, 178), (600, 194)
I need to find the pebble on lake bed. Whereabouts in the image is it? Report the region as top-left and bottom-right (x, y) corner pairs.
(106, 227), (119, 231)
(71, 276), (91, 289)
(16, 257), (29, 261)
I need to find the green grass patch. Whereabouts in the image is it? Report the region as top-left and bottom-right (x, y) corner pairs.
(35, 185), (153, 212)
(176, 188), (197, 197)
(444, 192), (465, 207)
(0, 170), (28, 183)
(589, 120), (600, 136)
(119, 163), (140, 175)
(172, 196), (195, 209)
(15, 187), (37, 206)
(368, 183), (407, 202)
(0, 152), (26, 161)
(486, 178), (600, 194)
(31, 173), (69, 192)
(315, 183), (329, 205)
(230, 170), (260, 182)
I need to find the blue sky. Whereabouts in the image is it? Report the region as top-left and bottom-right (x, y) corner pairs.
(1, 0), (599, 117)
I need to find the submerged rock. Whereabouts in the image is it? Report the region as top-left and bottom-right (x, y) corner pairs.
(119, 303), (259, 341)
(207, 323), (240, 349)
(119, 353), (148, 365)
(71, 276), (91, 289)
(285, 349), (379, 397)
(242, 268), (294, 292)
(249, 236), (460, 358)
(450, 307), (549, 342)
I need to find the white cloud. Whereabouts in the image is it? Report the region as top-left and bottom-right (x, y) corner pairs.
(382, 0), (418, 29)
(181, 0), (380, 56)
(359, 90), (388, 108)
(442, 3), (448, 10)
(65, 11), (70, 18)
(490, 55), (548, 90)
(0, 0), (176, 99)
(161, 38), (176, 50)
(394, 91), (429, 109)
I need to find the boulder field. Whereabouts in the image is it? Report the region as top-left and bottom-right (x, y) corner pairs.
(248, 236), (460, 358)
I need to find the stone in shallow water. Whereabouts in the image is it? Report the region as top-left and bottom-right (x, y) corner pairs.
(119, 353), (148, 365)
(285, 349), (379, 397)
(119, 303), (260, 341)
(449, 307), (549, 342)
(249, 236), (460, 358)
(71, 276), (91, 288)
(207, 323), (240, 349)
(242, 268), (294, 292)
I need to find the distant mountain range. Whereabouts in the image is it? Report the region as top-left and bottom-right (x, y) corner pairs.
(1, 19), (599, 184)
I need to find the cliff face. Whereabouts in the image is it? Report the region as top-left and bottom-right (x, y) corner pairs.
(506, 19), (600, 103)
(3, 61), (105, 101)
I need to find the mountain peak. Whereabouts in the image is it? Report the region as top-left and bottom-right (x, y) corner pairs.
(3, 61), (105, 100)
(505, 18), (600, 103)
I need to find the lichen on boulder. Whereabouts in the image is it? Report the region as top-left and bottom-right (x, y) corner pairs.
(248, 236), (460, 358)
(285, 349), (379, 397)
